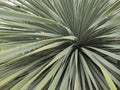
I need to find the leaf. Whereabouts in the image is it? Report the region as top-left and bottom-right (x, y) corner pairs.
(0, 9), (57, 24)
(0, 36), (76, 64)
(32, 58), (63, 90)
(88, 46), (120, 61)
(0, 58), (42, 88)
(80, 53), (99, 90)
(10, 66), (43, 90)
(82, 48), (117, 90)
(98, 64), (117, 90)
(16, 45), (73, 90)
(0, 1), (26, 13)
(103, 0), (120, 15)
(74, 50), (81, 90)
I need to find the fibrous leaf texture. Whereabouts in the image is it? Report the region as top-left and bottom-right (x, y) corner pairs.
(0, 0), (120, 90)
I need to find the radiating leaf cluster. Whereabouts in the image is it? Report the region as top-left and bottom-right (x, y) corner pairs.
(0, 0), (120, 90)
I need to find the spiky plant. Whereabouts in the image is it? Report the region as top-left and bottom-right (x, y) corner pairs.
(0, 0), (120, 90)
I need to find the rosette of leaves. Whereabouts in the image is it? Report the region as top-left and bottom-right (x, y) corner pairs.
(0, 0), (120, 90)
